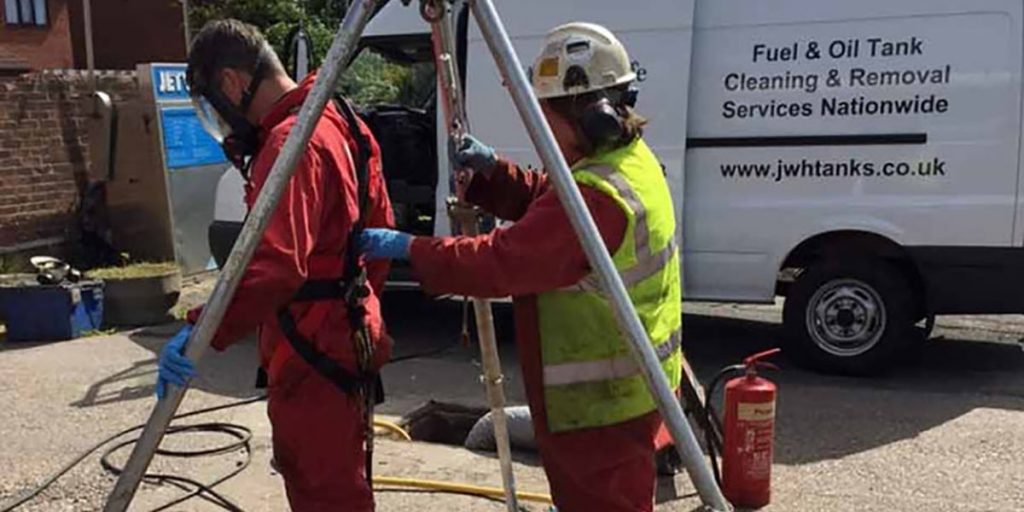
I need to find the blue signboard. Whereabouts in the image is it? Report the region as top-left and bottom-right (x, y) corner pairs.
(151, 64), (190, 102)
(160, 106), (227, 169)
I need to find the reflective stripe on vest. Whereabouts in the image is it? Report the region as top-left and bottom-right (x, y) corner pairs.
(543, 328), (681, 386)
(560, 239), (677, 293)
(537, 138), (683, 432)
(559, 163), (677, 293)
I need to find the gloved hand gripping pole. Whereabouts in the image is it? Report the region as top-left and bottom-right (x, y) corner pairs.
(423, 1), (520, 510)
(466, 0), (733, 510)
(105, 1), (730, 510)
(102, 1), (383, 510)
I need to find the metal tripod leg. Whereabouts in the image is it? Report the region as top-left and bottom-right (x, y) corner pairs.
(105, 0), (729, 510)
(679, 356), (724, 463)
(426, 1), (519, 509)
(102, 1), (382, 510)
(466, 1), (732, 510)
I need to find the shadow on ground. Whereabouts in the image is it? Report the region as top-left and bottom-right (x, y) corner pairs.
(68, 291), (498, 410)
(682, 313), (1024, 466)
(64, 290), (1024, 470)
(387, 298), (1024, 469)
(382, 291), (517, 363)
(0, 339), (66, 352)
(71, 322), (263, 408)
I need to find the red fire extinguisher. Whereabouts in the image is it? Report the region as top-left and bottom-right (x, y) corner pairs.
(721, 348), (780, 509)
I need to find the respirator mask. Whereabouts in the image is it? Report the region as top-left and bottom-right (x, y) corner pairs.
(191, 55), (268, 176)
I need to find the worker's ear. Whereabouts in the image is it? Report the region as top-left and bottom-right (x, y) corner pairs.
(218, 68), (249, 107)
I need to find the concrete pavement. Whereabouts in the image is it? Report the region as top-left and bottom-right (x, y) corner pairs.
(1, 292), (1022, 511)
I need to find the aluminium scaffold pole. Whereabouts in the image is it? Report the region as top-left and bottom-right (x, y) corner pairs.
(422, 1), (519, 510)
(105, 0), (731, 510)
(103, 1), (384, 510)
(465, 0), (732, 510)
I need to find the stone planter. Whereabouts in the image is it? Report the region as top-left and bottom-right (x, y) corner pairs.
(101, 270), (182, 327)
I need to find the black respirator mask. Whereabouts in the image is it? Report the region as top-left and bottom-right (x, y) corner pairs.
(192, 58), (268, 177)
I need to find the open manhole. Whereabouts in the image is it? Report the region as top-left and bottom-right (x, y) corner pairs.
(399, 401), (541, 456)
(400, 400), (489, 446)
(399, 401), (684, 477)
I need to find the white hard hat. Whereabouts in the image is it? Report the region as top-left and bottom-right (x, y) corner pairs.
(531, 22), (636, 100)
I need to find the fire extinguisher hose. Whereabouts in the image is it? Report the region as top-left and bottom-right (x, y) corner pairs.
(702, 363), (746, 486)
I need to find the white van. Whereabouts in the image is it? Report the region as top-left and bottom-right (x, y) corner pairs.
(211, 0), (1024, 374)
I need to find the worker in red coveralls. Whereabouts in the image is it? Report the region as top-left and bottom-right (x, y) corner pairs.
(154, 20), (394, 511)
(361, 23), (683, 512)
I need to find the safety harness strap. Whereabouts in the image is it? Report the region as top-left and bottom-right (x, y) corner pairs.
(338, 98), (373, 326)
(291, 278), (347, 302)
(273, 98), (383, 490)
(277, 309), (360, 394)
(275, 97), (377, 392)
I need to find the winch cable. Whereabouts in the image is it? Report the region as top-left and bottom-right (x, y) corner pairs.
(99, 421), (253, 512)
(2, 351), (553, 511)
(1, 395), (264, 512)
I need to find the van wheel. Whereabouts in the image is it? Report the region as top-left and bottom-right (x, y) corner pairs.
(783, 259), (921, 375)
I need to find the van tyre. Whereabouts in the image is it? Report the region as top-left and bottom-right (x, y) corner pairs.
(783, 259), (921, 375)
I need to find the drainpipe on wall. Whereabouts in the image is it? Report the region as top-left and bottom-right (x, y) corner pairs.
(181, 0), (191, 51)
(78, 0), (116, 185)
(82, 0), (95, 95)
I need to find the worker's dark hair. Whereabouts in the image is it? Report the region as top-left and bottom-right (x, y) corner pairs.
(186, 19), (284, 96)
(543, 86), (647, 155)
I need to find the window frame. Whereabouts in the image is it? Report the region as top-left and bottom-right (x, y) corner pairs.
(4, 0), (49, 28)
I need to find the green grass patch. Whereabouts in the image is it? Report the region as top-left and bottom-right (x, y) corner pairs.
(0, 274), (37, 288)
(87, 262), (179, 280)
(81, 328), (118, 338)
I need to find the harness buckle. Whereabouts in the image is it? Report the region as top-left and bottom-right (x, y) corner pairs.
(343, 268), (370, 306)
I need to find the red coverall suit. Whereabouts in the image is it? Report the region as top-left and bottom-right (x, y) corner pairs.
(202, 74), (393, 511)
(409, 159), (667, 511)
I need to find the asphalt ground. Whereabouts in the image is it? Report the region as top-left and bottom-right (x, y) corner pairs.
(1, 289), (1022, 511)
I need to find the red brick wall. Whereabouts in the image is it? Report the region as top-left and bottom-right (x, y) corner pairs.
(0, 70), (137, 251)
(0, 0), (73, 71)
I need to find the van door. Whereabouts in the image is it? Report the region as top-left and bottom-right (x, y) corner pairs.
(684, 0), (1024, 303)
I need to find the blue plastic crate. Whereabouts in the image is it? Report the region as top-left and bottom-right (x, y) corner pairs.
(0, 281), (105, 342)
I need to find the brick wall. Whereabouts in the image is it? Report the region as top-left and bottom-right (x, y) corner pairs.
(0, 0), (73, 71)
(0, 69), (138, 253)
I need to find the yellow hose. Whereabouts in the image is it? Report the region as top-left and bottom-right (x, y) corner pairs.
(372, 418), (412, 441)
(371, 417), (553, 505)
(374, 476), (554, 505)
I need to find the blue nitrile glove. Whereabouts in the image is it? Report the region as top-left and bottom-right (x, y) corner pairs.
(360, 228), (413, 260)
(156, 325), (196, 400)
(452, 134), (498, 174)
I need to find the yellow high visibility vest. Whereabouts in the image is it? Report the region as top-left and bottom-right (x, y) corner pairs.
(537, 137), (683, 432)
